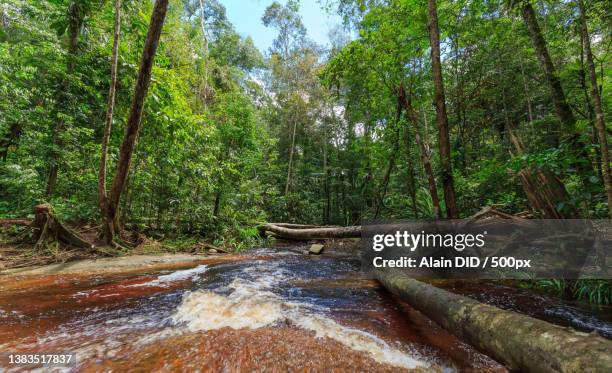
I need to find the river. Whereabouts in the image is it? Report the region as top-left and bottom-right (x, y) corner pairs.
(0, 247), (609, 372)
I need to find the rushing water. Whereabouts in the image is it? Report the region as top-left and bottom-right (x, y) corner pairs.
(0, 247), (609, 372)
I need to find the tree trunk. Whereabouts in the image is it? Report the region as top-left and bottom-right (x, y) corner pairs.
(99, 0), (122, 244)
(104, 0), (169, 243)
(519, 59), (534, 125)
(198, 0), (210, 107)
(323, 110), (330, 224)
(258, 223), (360, 240)
(507, 124), (574, 218)
(503, 89), (575, 219)
(400, 85), (442, 219)
(578, 0), (612, 217)
(404, 134), (419, 218)
(266, 223), (340, 229)
(521, 2), (576, 130)
(373, 135), (397, 219)
(426, 0), (458, 218)
(376, 269), (612, 372)
(285, 115), (298, 195)
(213, 187), (222, 217)
(46, 1), (84, 198)
(374, 99), (402, 219)
(0, 122), (22, 161)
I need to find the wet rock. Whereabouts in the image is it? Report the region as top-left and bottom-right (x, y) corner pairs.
(208, 249), (218, 253)
(308, 244), (324, 255)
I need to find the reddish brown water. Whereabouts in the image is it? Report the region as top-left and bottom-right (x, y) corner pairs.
(431, 279), (612, 338)
(0, 248), (607, 372)
(0, 249), (507, 372)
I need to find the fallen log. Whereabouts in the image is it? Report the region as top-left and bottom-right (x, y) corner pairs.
(376, 269), (612, 372)
(267, 223), (341, 229)
(258, 223), (361, 240)
(261, 206), (527, 240)
(0, 218), (32, 227)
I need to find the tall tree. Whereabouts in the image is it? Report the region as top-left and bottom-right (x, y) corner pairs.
(577, 0), (612, 216)
(262, 0), (307, 196)
(98, 0), (121, 241)
(426, 0), (458, 218)
(519, 1), (576, 130)
(399, 84), (442, 219)
(102, 0), (169, 244)
(46, 0), (86, 197)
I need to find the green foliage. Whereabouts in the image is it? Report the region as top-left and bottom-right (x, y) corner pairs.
(520, 279), (612, 305)
(0, 0), (610, 261)
(573, 279), (611, 305)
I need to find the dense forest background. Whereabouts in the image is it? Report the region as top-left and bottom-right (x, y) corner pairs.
(0, 0), (609, 245)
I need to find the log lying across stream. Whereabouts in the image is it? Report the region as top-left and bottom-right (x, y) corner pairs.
(257, 207), (527, 240)
(257, 223), (361, 239)
(262, 214), (612, 371)
(376, 269), (612, 372)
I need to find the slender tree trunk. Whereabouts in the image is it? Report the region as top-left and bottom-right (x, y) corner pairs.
(519, 59), (534, 125)
(374, 96), (404, 219)
(426, 0), (458, 218)
(374, 130), (399, 219)
(285, 115), (298, 195)
(578, 0), (612, 217)
(404, 133), (419, 218)
(198, 0), (210, 107)
(323, 112), (330, 224)
(213, 188), (222, 217)
(520, 2), (576, 130)
(104, 0), (169, 243)
(99, 0), (122, 244)
(400, 85), (442, 218)
(578, 33), (602, 179)
(578, 37), (595, 123)
(46, 1), (84, 197)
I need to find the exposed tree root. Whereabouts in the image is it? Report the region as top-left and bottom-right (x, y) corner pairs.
(32, 204), (93, 251)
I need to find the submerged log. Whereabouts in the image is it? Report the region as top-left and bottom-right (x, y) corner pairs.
(33, 204), (93, 250)
(376, 269), (612, 372)
(258, 223), (361, 240)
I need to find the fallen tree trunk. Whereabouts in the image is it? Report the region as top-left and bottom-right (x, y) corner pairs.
(376, 269), (612, 372)
(258, 223), (361, 240)
(0, 218), (32, 227)
(267, 223), (341, 229)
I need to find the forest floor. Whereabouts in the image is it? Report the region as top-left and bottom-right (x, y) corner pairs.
(0, 222), (358, 273)
(0, 222), (235, 272)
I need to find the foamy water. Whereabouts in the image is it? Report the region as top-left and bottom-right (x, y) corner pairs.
(171, 263), (436, 371)
(129, 264), (209, 287)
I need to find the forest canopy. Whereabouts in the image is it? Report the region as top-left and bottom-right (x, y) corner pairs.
(0, 0), (610, 243)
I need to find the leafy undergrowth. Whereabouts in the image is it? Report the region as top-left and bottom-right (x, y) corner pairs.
(0, 223), (270, 271)
(519, 279), (612, 306)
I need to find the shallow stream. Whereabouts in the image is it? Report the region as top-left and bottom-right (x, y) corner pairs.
(0, 247), (609, 372)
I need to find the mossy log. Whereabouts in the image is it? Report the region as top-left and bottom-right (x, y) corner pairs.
(33, 204), (93, 250)
(376, 269), (612, 372)
(258, 223), (361, 240)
